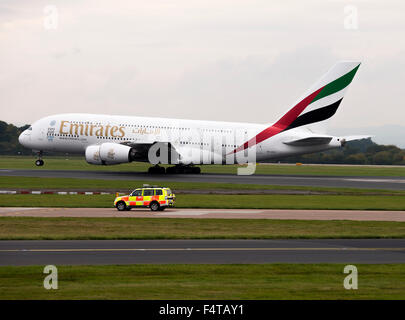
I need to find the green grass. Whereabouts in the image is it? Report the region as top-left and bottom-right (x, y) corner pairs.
(0, 217), (404, 239)
(0, 264), (404, 299)
(1, 176), (402, 195)
(2, 155), (405, 176)
(2, 193), (405, 210)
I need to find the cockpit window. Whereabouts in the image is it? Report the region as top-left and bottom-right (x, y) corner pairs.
(28, 126), (32, 131)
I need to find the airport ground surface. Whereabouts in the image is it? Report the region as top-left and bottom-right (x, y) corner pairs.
(1, 157), (405, 299)
(3, 168), (405, 190)
(1, 263), (404, 299)
(1, 207), (405, 221)
(1, 239), (405, 265)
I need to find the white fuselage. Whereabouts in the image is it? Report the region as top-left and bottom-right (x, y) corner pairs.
(19, 113), (341, 165)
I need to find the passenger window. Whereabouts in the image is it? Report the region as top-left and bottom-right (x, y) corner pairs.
(143, 189), (154, 196)
(155, 189), (163, 196)
(132, 190), (142, 196)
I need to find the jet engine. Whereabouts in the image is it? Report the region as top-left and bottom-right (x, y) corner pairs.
(85, 143), (136, 165)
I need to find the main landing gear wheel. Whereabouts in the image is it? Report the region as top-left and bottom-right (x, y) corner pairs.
(166, 166), (201, 174)
(148, 165), (166, 174)
(191, 166), (201, 174)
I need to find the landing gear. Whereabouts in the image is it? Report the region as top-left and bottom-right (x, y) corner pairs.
(166, 165), (201, 174)
(147, 165), (201, 174)
(191, 166), (201, 174)
(35, 151), (44, 166)
(148, 165), (166, 174)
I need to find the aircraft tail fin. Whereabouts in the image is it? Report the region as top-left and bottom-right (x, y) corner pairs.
(274, 61), (361, 134)
(232, 61), (361, 154)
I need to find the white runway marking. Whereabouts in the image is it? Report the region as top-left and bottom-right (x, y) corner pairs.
(346, 178), (405, 183)
(1, 247), (404, 253)
(155, 210), (262, 216)
(0, 207), (40, 213)
(155, 212), (208, 216)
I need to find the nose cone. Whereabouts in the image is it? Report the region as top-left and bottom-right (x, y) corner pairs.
(18, 132), (25, 145)
(18, 130), (29, 147)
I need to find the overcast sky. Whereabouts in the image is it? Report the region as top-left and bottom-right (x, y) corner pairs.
(1, 0), (404, 136)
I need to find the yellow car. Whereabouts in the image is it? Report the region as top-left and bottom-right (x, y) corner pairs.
(114, 187), (175, 211)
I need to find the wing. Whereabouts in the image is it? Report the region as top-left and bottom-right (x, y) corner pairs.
(283, 136), (333, 146)
(283, 134), (373, 147)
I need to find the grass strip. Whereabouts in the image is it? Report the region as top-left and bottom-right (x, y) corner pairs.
(0, 217), (404, 240)
(0, 264), (404, 299)
(0, 176), (403, 195)
(2, 156), (405, 176)
(1, 194), (405, 210)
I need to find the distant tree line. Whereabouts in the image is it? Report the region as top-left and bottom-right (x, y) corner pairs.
(1, 120), (405, 165)
(281, 139), (405, 165)
(0, 121), (31, 155)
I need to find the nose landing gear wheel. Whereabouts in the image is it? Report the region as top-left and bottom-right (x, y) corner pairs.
(35, 151), (44, 166)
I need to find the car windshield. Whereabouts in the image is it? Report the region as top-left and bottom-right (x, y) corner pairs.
(165, 189), (172, 195)
(131, 190), (142, 196)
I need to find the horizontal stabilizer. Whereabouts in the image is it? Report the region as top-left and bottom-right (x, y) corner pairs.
(283, 136), (333, 146)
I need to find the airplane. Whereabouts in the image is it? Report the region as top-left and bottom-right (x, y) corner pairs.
(18, 61), (371, 174)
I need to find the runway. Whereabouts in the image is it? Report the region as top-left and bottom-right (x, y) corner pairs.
(1, 207), (405, 221)
(1, 239), (404, 265)
(2, 169), (405, 190)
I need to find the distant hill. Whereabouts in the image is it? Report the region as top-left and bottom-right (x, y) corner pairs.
(0, 120), (404, 165)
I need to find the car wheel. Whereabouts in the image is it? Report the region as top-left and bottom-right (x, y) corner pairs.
(150, 202), (160, 211)
(116, 201), (126, 211)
